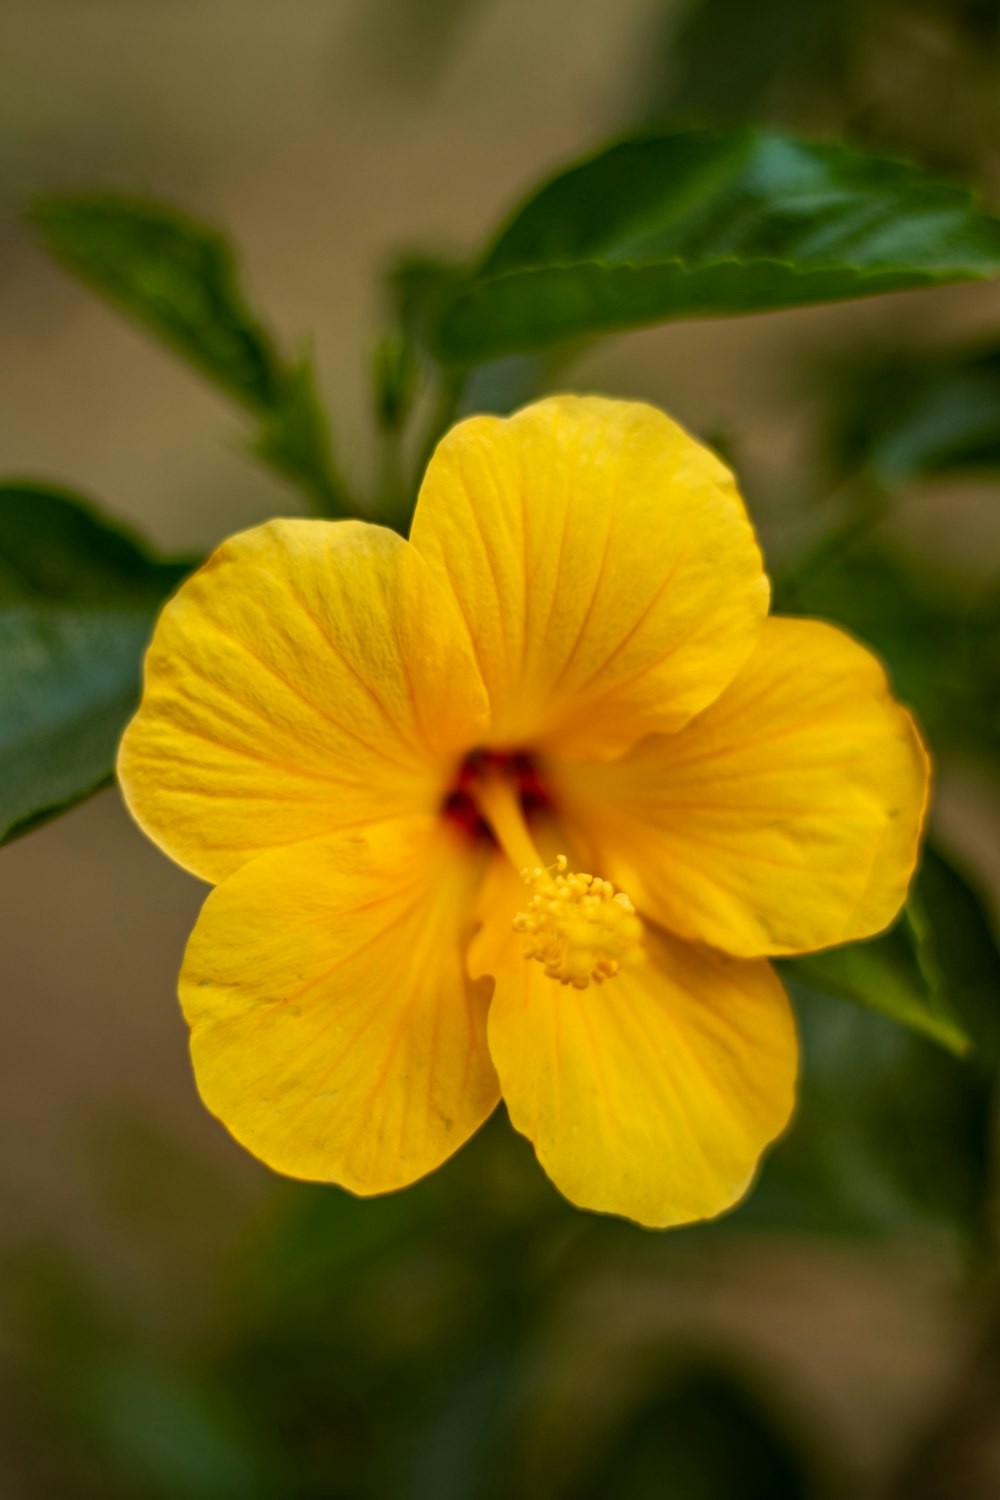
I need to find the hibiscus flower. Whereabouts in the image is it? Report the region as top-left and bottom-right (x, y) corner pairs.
(119, 396), (928, 1227)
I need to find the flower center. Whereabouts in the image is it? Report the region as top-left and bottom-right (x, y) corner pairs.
(465, 758), (644, 989)
(513, 855), (643, 988)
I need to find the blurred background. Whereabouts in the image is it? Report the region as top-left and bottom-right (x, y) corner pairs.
(3, 1), (1000, 1496)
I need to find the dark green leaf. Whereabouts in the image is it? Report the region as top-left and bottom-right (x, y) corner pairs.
(0, 484), (189, 845)
(908, 845), (1000, 1064)
(789, 919), (971, 1056)
(31, 196), (281, 412)
(31, 196), (348, 515)
(743, 978), (995, 1242)
(430, 128), (1000, 363)
(390, 253), (469, 355)
(746, 840), (1000, 1240)
(784, 843), (1000, 1060)
(372, 335), (421, 434)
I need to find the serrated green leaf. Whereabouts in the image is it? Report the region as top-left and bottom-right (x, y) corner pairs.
(429, 128), (1000, 363)
(0, 484), (189, 845)
(31, 196), (348, 516)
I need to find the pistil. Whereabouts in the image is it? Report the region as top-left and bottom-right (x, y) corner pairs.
(473, 770), (644, 989)
(472, 770), (544, 871)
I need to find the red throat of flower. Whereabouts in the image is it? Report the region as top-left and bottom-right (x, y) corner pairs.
(441, 748), (551, 845)
(444, 749), (644, 989)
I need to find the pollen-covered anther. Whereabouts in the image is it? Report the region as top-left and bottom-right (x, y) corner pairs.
(513, 855), (644, 988)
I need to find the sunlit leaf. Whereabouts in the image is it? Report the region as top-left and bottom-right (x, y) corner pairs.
(31, 196), (347, 515)
(0, 484), (189, 845)
(428, 127), (1000, 362)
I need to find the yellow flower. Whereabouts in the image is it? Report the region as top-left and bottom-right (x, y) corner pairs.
(119, 396), (929, 1228)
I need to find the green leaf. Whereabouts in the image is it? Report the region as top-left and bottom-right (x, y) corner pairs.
(31, 196), (348, 516)
(908, 846), (1000, 1064)
(390, 252), (469, 355)
(788, 921), (971, 1057)
(31, 196), (281, 412)
(740, 851), (1000, 1240)
(743, 978), (995, 1243)
(429, 128), (1000, 363)
(0, 484), (189, 845)
(371, 335), (420, 434)
(783, 844), (1000, 1060)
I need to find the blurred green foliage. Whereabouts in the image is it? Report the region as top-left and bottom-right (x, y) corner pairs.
(31, 198), (347, 517)
(829, 342), (1000, 487)
(0, 485), (189, 843)
(5, 0), (1000, 1496)
(3, 951), (996, 1498)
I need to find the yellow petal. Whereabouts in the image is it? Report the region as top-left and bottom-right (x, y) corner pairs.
(179, 818), (500, 1193)
(410, 395), (769, 758)
(487, 927), (796, 1228)
(119, 519), (488, 883)
(557, 617), (930, 958)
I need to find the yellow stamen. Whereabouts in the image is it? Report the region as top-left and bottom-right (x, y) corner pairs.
(513, 856), (644, 989)
(472, 770), (643, 988)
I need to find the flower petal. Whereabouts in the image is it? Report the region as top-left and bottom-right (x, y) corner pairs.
(487, 929), (796, 1228)
(556, 617), (930, 958)
(119, 519), (488, 883)
(410, 395), (769, 758)
(179, 818), (500, 1193)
